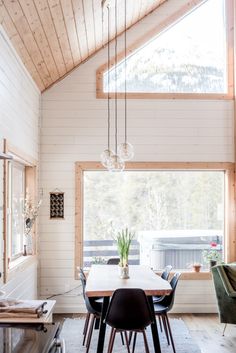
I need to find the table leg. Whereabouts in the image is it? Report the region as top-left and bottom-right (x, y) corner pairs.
(148, 296), (161, 353)
(96, 296), (110, 353)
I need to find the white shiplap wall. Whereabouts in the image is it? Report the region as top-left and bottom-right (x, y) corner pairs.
(0, 26), (40, 299)
(41, 0), (234, 313)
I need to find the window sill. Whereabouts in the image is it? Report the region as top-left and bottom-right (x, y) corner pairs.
(8, 255), (37, 281)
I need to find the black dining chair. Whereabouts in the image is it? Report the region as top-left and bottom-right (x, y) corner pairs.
(154, 272), (181, 353)
(107, 258), (120, 265)
(79, 268), (103, 352)
(106, 258), (125, 345)
(153, 265), (173, 304)
(105, 288), (153, 353)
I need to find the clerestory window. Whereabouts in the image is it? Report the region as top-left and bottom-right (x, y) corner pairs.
(97, 0), (233, 99)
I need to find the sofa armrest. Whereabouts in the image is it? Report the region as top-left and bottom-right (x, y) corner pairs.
(217, 266), (236, 297)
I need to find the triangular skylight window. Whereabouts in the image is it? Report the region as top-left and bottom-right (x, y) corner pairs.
(103, 0), (228, 94)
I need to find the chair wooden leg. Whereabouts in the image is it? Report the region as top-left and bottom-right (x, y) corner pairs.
(222, 323), (227, 336)
(165, 314), (176, 353)
(86, 315), (95, 353)
(162, 315), (170, 345)
(158, 316), (163, 332)
(107, 328), (115, 353)
(120, 331), (125, 345)
(124, 331), (131, 353)
(128, 331), (133, 345)
(83, 313), (91, 346)
(142, 330), (150, 353)
(108, 328), (116, 353)
(132, 332), (137, 353)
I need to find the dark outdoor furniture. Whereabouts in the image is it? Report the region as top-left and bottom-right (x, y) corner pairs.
(154, 272), (181, 353)
(106, 288), (153, 353)
(107, 258), (120, 265)
(211, 263), (236, 335)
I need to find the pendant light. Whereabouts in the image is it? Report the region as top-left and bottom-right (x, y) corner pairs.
(109, 0), (125, 172)
(118, 0), (134, 161)
(101, 3), (114, 169)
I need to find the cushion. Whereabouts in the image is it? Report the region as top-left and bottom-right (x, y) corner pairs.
(224, 264), (236, 291)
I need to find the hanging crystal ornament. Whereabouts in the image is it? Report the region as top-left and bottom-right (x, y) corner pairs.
(101, 3), (114, 169)
(118, 0), (134, 162)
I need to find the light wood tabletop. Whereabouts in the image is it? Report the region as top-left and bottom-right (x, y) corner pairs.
(85, 265), (172, 297)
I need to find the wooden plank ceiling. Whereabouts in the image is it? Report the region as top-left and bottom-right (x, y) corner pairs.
(0, 0), (167, 91)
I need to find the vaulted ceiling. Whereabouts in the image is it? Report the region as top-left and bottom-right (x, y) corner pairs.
(0, 0), (167, 91)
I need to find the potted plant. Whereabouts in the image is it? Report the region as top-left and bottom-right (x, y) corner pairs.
(192, 262), (202, 273)
(202, 241), (222, 268)
(113, 228), (135, 279)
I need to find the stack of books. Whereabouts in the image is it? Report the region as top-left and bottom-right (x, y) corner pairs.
(0, 300), (48, 318)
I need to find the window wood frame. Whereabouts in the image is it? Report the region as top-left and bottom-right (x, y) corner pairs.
(96, 0), (234, 100)
(75, 161), (236, 280)
(3, 139), (38, 283)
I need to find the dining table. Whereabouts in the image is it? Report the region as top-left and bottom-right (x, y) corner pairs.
(85, 264), (172, 353)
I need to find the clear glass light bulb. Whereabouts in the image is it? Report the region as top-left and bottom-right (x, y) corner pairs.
(109, 154), (125, 172)
(118, 142), (134, 161)
(100, 149), (114, 169)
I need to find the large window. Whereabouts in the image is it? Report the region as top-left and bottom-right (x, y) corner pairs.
(3, 140), (37, 283)
(82, 169), (225, 270)
(7, 162), (25, 260)
(97, 0), (233, 98)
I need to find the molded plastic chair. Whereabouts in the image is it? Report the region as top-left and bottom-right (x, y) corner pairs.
(154, 272), (181, 353)
(107, 258), (120, 265)
(79, 268), (102, 352)
(153, 265), (172, 304)
(105, 288), (153, 353)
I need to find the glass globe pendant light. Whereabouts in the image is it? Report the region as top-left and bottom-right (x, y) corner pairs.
(101, 3), (114, 169)
(118, 0), (134, 162)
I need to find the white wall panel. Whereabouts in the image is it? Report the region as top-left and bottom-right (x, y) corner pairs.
(0, 26), (40, 298)
(40, 0), (234, 313)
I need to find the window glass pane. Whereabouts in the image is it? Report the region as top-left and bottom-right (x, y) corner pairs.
(104, 0), (227, 94)
(11, 163), (25, 258)
(83, 171), (224, 269)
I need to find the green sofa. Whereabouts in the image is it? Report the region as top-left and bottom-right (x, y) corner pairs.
(211, 263), (236, 324)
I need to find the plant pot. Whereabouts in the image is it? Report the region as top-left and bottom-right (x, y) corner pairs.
(118, 266), (129, 279)
(210, 260), (217, 268)
(192, 265), (201, 273)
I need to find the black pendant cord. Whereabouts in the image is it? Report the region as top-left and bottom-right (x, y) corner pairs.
(107, 5), (111, 151)
(124, 0), (127, 144)
(115, 0), (118, 155)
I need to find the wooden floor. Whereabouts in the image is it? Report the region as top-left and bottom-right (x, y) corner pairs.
(54, 313), (236, 353)
(180, 314), (236, 353)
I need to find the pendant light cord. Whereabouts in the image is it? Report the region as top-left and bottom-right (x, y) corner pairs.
(107, 5), (110, 150)
(115, 0), (118, 154)
(124, 0), (127, 144)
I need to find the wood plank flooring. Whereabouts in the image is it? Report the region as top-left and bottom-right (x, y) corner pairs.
(54, 313), (236, 353)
